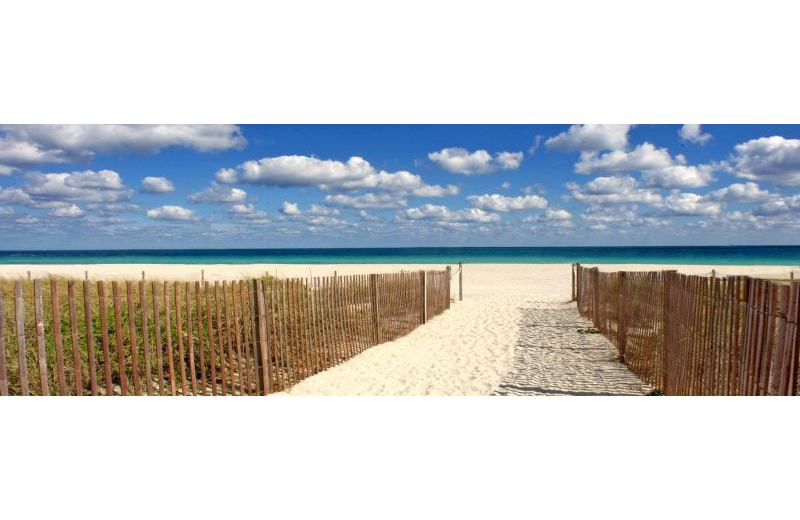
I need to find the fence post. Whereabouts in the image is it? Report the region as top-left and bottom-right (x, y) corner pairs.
(370, 274), (379, 344)
(788, 281), (800, 395)
(575, 263), (581, 306)
(617, 271), (627, 361)
(572, 264), (576, 302)
(419, 270), (427, 324)
(250, 275), (262, 395)
(662, 270), (677, 394)
(458, 262), (463, 301)
(592, 268), (600, 326)
(446, 266), (451, 309)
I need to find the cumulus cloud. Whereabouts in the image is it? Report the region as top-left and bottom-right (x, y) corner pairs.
(678, 124), (712, 144)
(545, 124), (631, 153)
(706, 182), (773, 203)
(22, 170), (133, 204)
(146, 205), (196, 221)
(575, 142), (714, 188)
(358, 210), (380, 222)
(322, 193), (407, 209)
(188, 182), (247, 203)
(727, 136), (800, 186)
(466, 193), (548, 212)
(141, 176), (175, 194)
(575, 142), (673, 174)
(753, 194), (800, 215)
(0, 124), (246, 171)
(0, 186), (34, 205)
(401, 204), (501, 223)
(51, 203), (85, 217)
(427, 148), (523, 175)
(215, 154), (453, 196)
(651, 191), (722, 216)
(227, 203), (268, 222)
(566, 175), (662, 205)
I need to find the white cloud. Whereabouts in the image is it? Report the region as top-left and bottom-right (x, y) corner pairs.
(678, 124), (712, 144)
(706, 182), (773, 203)
(188, 182), (247, 203)
(141, 176), (175, 194)
(358, 210), (380, 222)
(501, 181), (511, 190)
(543, 208), (572, 220)
(545, 124), (631, 153)
(652, 191), (722, 216)
(216, 154), (452, 196)
(51, 203), (85, 217)
(0, 124), (245, 170)
(0, 186), (34, 205)
(146, 205), (196, 221)
(575, 142), (714, 188)
(640, 164), (714, 189)
(466, 193), (548, 212)
(280, 201), (301, 215)
(22, 170), (133, 203)
(753, 194), (800, 215)
(575, 142), (673, 174)
(402, 204), (501, 223)
(227, 203), (268, 222)
(323, 193), (407, 209)
(566, 175), (662, 205)
(427, 148), (523, 175)
(0, 206), (13, 216)
(727, 136), (800, 186)
(0, 165), (14, 176)
(528, 135), (544, 155)
(410, 184), (460, 197)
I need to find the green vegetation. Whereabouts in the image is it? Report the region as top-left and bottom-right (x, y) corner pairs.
(576, 327), (600, 334)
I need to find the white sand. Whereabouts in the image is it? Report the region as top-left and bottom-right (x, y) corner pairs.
(1, 263), (795, 395)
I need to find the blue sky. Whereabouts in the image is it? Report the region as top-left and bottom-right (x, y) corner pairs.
(1, 124), (799, 249)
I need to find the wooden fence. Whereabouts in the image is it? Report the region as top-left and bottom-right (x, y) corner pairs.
(575, 264), (800, 395)
(0, 269), (451, 396)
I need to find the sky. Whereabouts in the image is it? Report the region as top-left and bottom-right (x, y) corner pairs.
(0, 124), (799, 249)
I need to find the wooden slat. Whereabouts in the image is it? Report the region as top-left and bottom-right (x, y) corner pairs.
(239, 282), (253, 395)
(255, 279), (271, 394)
(67, 280), (82, 396)
(82, 280), (97, 395)
(139, 281), (152, 396)
(164, 281), (176, 396)
(151, 281), (165, 396)
(97, 282), (113, 395)
(50, 280), (67, 395)
(232, 280), (244, 395)
(14, 280), (30, 396)
(250, 279), (263, 394)
(186, 283), (197, 395)
(214, 282), (227, 394)
(125, 281), (140, 395)
(223, 281), (235, 394)
(111, 282), (128, 395)
(205, 281), (217, 396)
(174, 282), (187, 395)
(195, 281), (206, 396)
(34, 280), (49, 395)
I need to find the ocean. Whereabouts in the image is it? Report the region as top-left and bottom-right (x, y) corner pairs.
(1, 246), (799, 265)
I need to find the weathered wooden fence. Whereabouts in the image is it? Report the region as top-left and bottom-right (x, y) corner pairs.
(0, 269), (451, 396)
(575, 264), (800, 395)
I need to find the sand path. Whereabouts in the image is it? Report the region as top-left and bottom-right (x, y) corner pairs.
(493, 302), (650, 396)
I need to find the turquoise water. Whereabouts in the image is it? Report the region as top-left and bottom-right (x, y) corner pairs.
(1, 247), (799, 265)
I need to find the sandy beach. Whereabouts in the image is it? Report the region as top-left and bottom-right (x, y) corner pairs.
(1, 263), (795, 395)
